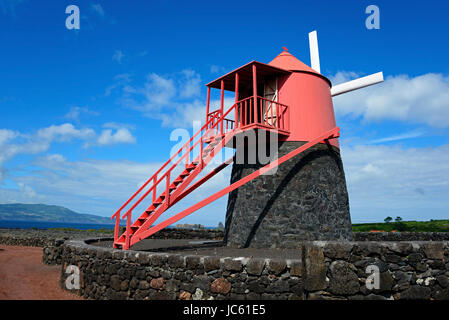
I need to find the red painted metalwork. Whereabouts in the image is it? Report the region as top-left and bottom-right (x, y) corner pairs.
(235, 73), (239, 102)
(252, 64), (258, 124)
(132, 127), (339, 245)
(268, 49), (338, 147)
(111, 96), (291, 249)
(206, 86), (210, 125)
(220, 80), (224, 136)
(111, 50), (343, 250)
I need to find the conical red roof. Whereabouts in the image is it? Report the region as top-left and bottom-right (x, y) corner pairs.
(269, 49), (320, 75)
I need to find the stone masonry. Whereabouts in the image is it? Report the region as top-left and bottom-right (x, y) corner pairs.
(225, 140), (353, 248)
(59, 238), (449, 300)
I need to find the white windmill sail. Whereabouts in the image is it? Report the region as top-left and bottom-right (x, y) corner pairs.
(331, 72), (384, 96)
(308, 30), (384, 96)
(308, 31), (320, 73)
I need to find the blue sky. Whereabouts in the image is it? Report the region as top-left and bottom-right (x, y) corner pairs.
(1, 0), (449, 226)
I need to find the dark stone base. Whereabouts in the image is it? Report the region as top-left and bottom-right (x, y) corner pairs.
(224, 141), (353, 248)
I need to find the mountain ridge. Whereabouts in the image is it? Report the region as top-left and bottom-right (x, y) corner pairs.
(0, 203), (113, 224)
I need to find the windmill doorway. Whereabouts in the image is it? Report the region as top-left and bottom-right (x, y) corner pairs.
(263, 77), (278, 127)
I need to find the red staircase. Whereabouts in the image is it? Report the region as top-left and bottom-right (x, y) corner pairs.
(111, 96), (339, 250)
(111, 100), (239, 249)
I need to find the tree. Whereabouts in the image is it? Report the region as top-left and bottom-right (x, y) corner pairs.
(384, 216), (393, 223)
(393, 216), (407, 232)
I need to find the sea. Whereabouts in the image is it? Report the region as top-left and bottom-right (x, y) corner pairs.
(0, 220), (117, 231)
(0, 220), (217, 231)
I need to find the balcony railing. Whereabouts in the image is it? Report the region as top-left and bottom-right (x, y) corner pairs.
(206, 96), (289, 137)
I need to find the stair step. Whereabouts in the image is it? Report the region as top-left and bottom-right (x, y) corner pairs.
(173, 177), (184, 184)
(148, 204), (158, 211)
(186, 163), (197, 170)
(169, 183), (177, 190)
(180, 171), (190, 177)
(111, 128), (231, 250)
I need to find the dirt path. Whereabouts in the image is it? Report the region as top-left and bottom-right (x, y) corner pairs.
(0, 245), (82, 300)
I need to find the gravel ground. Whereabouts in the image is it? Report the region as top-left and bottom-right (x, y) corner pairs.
(91, 238), (303, 259)
(0, 245), (83, 300)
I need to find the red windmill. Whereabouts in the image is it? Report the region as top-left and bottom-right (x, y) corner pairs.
(111, 31), (384, 250)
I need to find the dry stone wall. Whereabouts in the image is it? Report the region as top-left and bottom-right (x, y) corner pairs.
(60, 239), (449, 300)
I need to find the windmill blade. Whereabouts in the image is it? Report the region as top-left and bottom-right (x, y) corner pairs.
(308, 31), (320, 73)
(331, 72), (384, 97)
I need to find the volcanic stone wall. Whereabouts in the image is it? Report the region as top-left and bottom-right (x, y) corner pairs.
(225, 141), (353, 248)
(60, 239), (449, 300)
(0, 228), (224, 265)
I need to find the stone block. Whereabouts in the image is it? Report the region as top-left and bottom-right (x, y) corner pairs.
(246, 258), (265, 276)
(399, 285), (431, 300)
(186, 255), (201, 269)
(150, 277), (165, 290)
(267, 259), (286, 275)
(210, 278), (231, 295)
(304, 246), (327, 291)
(423, 243), (444, 260)
(224, 258), (242, 272)
(150, 254), (167, 267)
(328, 261), (359, 295)
(324, 243), (352, 260)
(290, 260), (303, 277)
(168, 255), (185, 268)
(204, 256), (220, 272)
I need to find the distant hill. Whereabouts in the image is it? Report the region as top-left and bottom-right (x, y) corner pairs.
(0, 203), (113, 224)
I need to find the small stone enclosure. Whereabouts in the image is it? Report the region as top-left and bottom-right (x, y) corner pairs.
(57, 234), (449, 300)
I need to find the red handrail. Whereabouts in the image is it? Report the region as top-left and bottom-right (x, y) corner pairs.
(112, 95), (290, 247)
(112, 108), (225, 221)
(119, 117), (227, 220)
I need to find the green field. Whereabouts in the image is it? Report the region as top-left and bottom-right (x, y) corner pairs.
(352, 219), (449, 232)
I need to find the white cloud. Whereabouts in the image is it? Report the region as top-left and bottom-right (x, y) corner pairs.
(105, 73), (131, 96)
(368, 129), (426, 144)
(103, 122), (135, 130)
(97, 128), (136, 146)
(37, 123), (95, 142)
(140, 73), (176, 109)
(331, 72), (449, 128)
(210, 65), (227, 74)
(0, 151), (232, 223)
(179, 69), (201, 98)
(0, 0), (25, 17)
(0, 123), (137, 183)
(0, 123), (94, 165)
(112, 50), (125, 64)
(0, 129), (17, 146)
(91, 3), (105, 17)
(341, 143), (449, 222)
(120, 69), (209, 128)
(0, 124), (94, 184)
(64, 106), (99, 121)
(3, 129), (448, 225)
(2, 155), (163, 216)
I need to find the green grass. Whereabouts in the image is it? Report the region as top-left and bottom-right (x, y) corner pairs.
(352, 219), (449, 232)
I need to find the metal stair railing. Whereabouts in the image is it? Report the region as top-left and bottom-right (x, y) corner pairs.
(111, 102), (239, 248)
